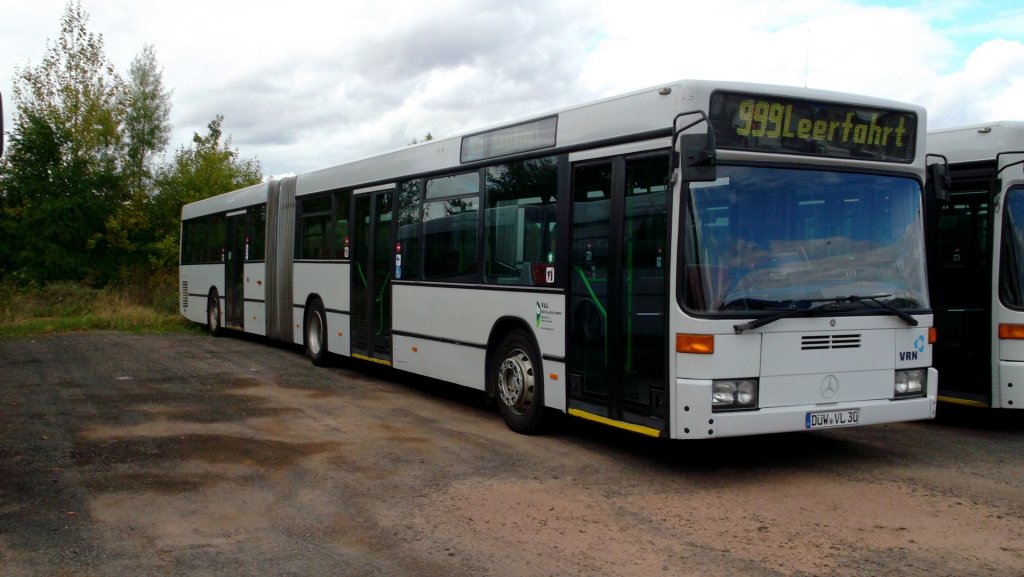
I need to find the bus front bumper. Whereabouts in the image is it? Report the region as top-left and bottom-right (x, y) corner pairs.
(671, 368), (938, 439)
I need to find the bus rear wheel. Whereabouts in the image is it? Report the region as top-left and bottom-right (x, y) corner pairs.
(305, 298), (329, 366)
(492, 330), (544, 434)
(206, 291), (222, 337)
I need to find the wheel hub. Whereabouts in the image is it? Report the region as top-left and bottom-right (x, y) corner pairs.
(498, 349), (534, 415)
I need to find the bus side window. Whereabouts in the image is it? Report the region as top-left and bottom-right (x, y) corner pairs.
(297, 194), (332, 260)
(484, 156), (558, 285)
(423, 197), (478, 280)
(247, 204), (266, 261)
(333, 191), (350, 260)
(397, 180), (421, 279)
(423, 172), (480, 282)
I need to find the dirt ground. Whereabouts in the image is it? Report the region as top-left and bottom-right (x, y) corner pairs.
(1, 331), (1023, 577)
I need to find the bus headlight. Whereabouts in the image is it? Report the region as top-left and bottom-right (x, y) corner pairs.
(894, 369), (926, 398)
(712, 378), (759, 411)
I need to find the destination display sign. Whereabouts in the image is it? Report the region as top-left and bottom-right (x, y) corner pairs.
(461, 116), (557, 163)
(709, 91), (917, 162)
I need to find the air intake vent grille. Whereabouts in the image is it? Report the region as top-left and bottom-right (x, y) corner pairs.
(181, 281), (189, 310)
(802, 334), (861, 350)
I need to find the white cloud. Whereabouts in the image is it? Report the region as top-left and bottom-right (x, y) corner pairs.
(1, 0), (1022, 176)
(923, 39), (1024, 127)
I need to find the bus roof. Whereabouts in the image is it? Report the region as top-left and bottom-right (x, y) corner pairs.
(296, 79), (923, 197)
(184, 79), (925, 219)
(181, 181), (268, 221)
(929, 121), (1024, 164)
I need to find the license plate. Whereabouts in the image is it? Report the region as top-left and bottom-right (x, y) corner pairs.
(805, 408), (860, 429)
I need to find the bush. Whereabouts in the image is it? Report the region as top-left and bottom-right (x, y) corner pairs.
(0, 275), (193, 338)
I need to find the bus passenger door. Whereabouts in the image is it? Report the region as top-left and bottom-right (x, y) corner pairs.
(933, 192), (992, 403)
(568, 154), (670, 433)
(224, 211), (246, 329)
(352, 190), (394, 364)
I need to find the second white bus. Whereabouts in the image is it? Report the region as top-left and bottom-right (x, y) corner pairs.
(928, 121), (1024, 408)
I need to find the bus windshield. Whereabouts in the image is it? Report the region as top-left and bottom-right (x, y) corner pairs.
(683, 165), (928, 315)
(1000, 186), (1024, 309)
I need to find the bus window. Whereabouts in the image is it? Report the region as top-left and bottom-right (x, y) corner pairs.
(424, 172), (480, 281)
(683, 167), (927, 313)
(397, 180), (421, 279)
(297, 195), (332, 260)
(247, 204), (266, 261)
(484, 156), (558, 285)
(1001, 187), (1024, 309)
(424, 197), (479, 280)
(181, 218), (206, 264)
(426, 171), (478, 199)
(333, 191), (350, 260)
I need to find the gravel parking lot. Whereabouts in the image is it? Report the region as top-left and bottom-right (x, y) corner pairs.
(1, 331), (1023, 576)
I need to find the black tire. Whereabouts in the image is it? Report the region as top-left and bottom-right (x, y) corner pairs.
(305, 298), (329, 366)
(206, 291), (222, 337)
(492, 330), (545, 434)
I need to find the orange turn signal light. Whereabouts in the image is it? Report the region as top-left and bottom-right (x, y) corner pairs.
(928, 327), (937, 344)
(999, 323), (1024, 340)
(676, 333), (714, 354)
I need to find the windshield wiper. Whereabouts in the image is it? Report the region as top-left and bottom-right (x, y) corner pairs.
(719, 298), (797, 312)
(843, 294), (919, 327)
(733, 294), (918, 334)
(733, 299), (845, 334)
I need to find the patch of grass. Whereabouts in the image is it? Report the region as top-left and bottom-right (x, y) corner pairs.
(0, 280), (198, 338)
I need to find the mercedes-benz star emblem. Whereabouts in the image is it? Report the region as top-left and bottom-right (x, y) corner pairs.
(821, 375), (840, 399)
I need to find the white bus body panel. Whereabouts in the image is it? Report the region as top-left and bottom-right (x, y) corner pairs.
(292, 262), (351, 351)
(998, 321), (1024, 408)
(670, 315), (936, 439)
(996, 360), (1024, 408)
(929, 121), (1024, 164)
(392, 285), (567, 411)
(179, 264), (223, 325)
(244, 261), (267, 336)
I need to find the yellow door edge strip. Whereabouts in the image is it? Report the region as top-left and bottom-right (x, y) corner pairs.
(937, 395), (989, 408)
(352, 353), (393, 367)
(567, 408), (662, 438)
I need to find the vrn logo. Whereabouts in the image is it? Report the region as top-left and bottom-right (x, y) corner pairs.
(900, 335), (927, 361)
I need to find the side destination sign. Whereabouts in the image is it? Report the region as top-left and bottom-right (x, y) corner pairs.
(461, 116), (557, 163)
(709, 91), (917, 162)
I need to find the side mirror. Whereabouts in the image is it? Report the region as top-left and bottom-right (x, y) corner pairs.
(926, 154), (950, 204)
(673, 110), (717, 183)
(679, 133), (717, 182)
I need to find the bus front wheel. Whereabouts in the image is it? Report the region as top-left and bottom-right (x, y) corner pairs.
(305, 298), (329, 366)
(206, 291), (222, 337)
(492, 330), (545, 434)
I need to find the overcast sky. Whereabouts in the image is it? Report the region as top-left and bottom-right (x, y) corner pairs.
(1, 0), (1022, 177)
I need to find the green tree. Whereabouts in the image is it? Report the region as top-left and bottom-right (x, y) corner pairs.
(148, 115), (262, 269)
(103, 44), (173, 278)
(122, 44), (171, 195)
(408, 132), (434, 145)
(0, 0), (127, 284)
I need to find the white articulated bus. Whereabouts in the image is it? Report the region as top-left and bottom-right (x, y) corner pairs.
(928, 121), (1024, 408)
(181, 79), (938, 438)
